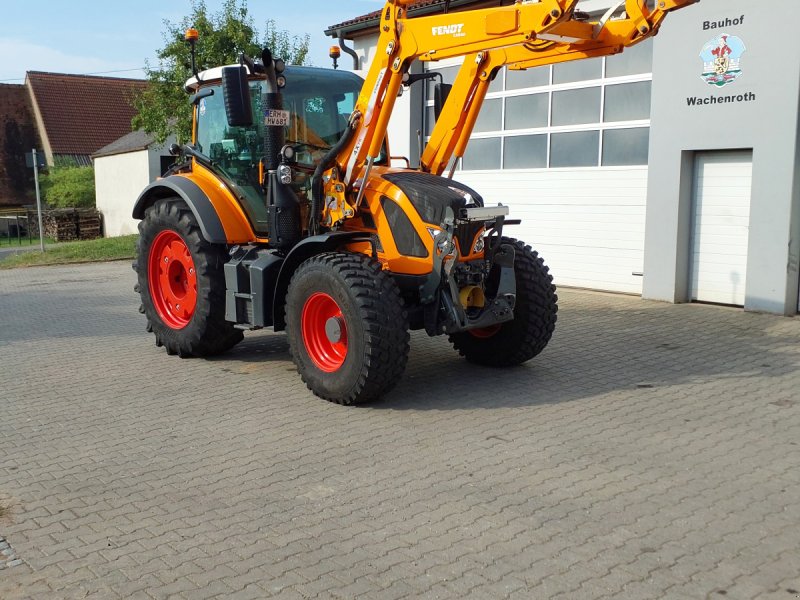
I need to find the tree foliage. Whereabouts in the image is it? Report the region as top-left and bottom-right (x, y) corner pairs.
(40, 166), (96, 208)
(132, 0), (310, 144)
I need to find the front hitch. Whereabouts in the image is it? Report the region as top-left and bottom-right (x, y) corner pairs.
(443, 243), (516, 334)
(419, 205), (517, 336)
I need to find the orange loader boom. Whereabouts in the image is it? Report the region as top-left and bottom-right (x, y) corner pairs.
(317, 0), (698, 229)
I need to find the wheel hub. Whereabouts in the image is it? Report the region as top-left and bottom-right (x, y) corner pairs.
(325, 317), (344, 343)
(301, 292), (348, 372)
(147, 230), (197, 329)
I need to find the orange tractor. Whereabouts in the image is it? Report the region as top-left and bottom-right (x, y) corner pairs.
(133, 0), (697, 404)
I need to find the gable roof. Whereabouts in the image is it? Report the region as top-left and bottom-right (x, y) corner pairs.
(325, 0), (488, 37)
(92, 129), (159, 159)
(26, 71), (148, 157)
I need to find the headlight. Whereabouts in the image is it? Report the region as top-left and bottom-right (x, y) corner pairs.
(278, 164), (292, 185)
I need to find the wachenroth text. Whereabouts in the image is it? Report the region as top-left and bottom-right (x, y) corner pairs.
(687, 92), (756, 106)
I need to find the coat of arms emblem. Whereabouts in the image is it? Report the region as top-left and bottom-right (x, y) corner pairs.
(700, 33), (746, 87)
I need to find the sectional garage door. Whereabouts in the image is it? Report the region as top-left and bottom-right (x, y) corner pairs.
(690, 150), (753, 306)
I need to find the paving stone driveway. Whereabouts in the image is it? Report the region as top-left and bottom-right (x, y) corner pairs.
(1, 261), (799, 600)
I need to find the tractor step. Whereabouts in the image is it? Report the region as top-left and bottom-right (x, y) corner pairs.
(224, 246), (284, 329)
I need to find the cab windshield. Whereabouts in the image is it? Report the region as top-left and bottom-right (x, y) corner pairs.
(194, 67), (363, 234)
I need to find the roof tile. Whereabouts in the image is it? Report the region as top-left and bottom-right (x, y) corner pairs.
(26, 71), (148, 157)
(326, 1), (453, 34)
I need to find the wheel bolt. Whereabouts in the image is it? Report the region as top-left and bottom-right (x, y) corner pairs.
(189, 268), (194, 275)
(164, 257), (169, 263)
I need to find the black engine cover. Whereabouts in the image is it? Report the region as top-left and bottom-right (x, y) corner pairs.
(382, 172), (484, 226)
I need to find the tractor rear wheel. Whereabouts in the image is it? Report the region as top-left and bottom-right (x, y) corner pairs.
(285, 252), (410, 405)
(134, 197), (242, 357)
(450, 238), (557, 366)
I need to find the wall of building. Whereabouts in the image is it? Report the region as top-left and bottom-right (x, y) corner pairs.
(642, 0), (800, 315)
(457, 167), (649, 294)
(421, 38), (654, 294)
(0, 84), (40, 206)
(95, 150), (151, 237)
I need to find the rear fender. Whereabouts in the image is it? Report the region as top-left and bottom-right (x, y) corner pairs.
(272, 231), (376, 331)
(132, 176), (227, 244)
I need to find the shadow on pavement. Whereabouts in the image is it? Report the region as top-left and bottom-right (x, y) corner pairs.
(215, 294), (800, 411)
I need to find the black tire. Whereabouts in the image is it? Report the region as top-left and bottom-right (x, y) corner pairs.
(134, 197), (243, 357)
(450, 238), (557, 366)
(285, 252), (410, 405)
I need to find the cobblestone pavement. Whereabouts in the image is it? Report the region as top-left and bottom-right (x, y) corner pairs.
(1, 261), (799, 600)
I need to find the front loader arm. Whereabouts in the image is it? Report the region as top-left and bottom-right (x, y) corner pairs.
(421, 0), (699, 176)
(323, 0), (581, 201)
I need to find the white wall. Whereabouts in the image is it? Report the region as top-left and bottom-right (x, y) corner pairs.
(95, 150), (151, 237)
(95, 141), (173, 238)
(456, 167), (649, 294)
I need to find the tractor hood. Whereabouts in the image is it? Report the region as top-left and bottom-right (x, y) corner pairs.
(381, 171), (484, 227)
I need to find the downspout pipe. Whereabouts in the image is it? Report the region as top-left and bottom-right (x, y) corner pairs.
(338, 32), (360, 70)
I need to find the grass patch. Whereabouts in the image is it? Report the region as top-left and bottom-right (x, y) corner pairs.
(0, 235), (138, 269)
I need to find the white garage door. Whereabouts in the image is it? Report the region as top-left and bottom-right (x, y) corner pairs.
(690, 150), (753, 306)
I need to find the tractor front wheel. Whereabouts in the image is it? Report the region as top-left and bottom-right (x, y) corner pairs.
(285, 252), (410, 405)
(450, 238), (557, 366)
(134, 197), (243, 357)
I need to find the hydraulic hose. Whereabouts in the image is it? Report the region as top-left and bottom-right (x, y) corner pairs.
(310, 119), (358, 235)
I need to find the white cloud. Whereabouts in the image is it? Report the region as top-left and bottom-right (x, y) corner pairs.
(0, 39), (146, 82)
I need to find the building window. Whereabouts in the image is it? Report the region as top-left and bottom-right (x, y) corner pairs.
(423, 38), (653, 170)
(504, 135), (547, 169)
(505, 93), (548, 130)
(605, 38), (653, 77)
(462, 137), (501, 171)
(601, 127), (650, 166)
(506, 65), (549, 90)
(604, 81), (651, 122)
(473, 98), (502, 133)
(550, 131), (600, 168)
(552, 87), (602, 126)
(553, 57), (603, 84)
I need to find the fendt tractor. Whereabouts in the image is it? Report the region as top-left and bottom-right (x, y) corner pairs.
(133, 0), (696, 404)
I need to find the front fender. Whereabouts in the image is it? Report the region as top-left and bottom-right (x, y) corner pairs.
(132, 176), (227, 244)
(272, 231), (376, 331)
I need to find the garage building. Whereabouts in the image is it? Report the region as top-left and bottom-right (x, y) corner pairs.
(326, 0), (800, 315)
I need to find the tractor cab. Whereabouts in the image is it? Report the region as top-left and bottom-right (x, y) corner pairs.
(185, 66), (366, 236)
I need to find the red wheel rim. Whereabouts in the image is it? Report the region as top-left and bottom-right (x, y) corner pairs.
(469, 324), (502, 339)
(147, 230), (197, 329)
(301, 292), (348, 372)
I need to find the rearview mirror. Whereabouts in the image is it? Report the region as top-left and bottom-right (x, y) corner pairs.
(221, 66), (253, 127)
(434, 83), (452, 122)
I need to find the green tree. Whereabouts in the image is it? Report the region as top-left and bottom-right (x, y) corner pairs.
(40, 165), (96, 208)
(132, 0), (310, 144)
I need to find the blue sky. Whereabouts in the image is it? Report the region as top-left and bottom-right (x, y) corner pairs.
(0, 0), (384, 83)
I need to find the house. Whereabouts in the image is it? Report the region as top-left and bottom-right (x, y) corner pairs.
(25, 71), (148, 167)
(92, 130), (176, 237)
(0, 71), (148, 208)
(325, 0), (800, 316)
(0, 83), (41, 207)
